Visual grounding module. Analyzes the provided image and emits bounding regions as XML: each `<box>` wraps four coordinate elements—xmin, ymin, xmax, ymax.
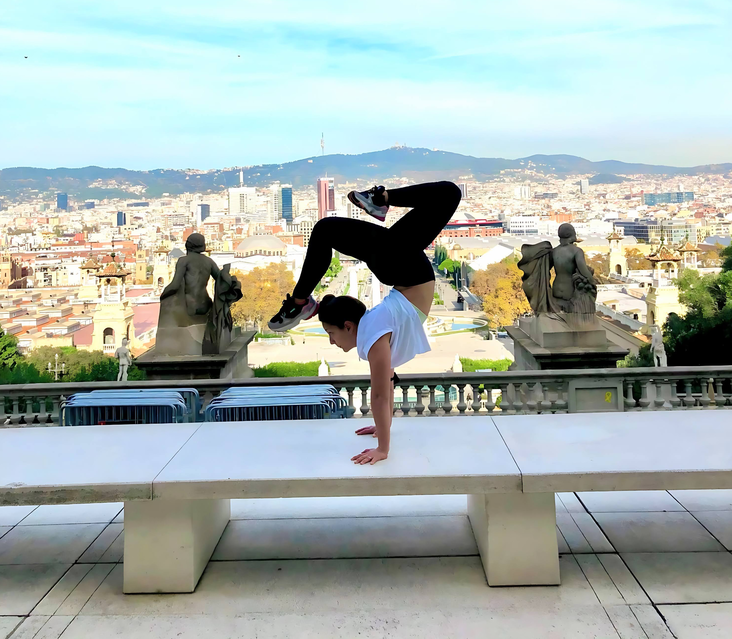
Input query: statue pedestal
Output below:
<box><xmin>136</xmin><ymin>330</ymin><xmax>256</xmax><ymax>381</ymax></box>
<box><xmin>507</xmin><ymin>314</ymin><xmax>628</xmax><ymax>371</ymax></box>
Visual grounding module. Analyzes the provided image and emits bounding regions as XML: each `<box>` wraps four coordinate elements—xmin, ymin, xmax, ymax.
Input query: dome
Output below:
<box><xmin>235</xmin><ymin>235</ymin><xmax>287</xmax><ymax>257</ymax></box>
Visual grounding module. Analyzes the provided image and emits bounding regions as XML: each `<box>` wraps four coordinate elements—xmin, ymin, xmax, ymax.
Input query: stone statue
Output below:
<box><xmin>517</xmin><ymin>223</ymin><xmax>597</xmax><ymax>316</ymax></box>
<box><xmin>156</xmin><ymin>233</ymin><xmax>242</xmax><ymax>356</ymax></box>
<box><xmin>651</xmin><ymin>327</ymin><xmax>667</xmax><ymax>367</ymax></box>
<box><xmin>115</xmin><ymin>338</ymin><xmax>132</xmax><ymax>381</ymax></box>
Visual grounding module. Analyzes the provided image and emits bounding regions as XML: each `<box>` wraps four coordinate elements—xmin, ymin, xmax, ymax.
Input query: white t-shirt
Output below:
<box><xmin>356</xmin><ymin>289</ymin><xmax>431</xmax><ymax>368</ymax></box>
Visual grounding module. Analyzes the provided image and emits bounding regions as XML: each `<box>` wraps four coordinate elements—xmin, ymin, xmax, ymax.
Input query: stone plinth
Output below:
<box><xmin>508</xmin><ymin>314</ymin><xmax>628</xmax><ymax>371</ymax></box>
<box><xmin>136</xmin><ymin>330</ymin><xmax>256</xmax><ymax>380</ymax></box>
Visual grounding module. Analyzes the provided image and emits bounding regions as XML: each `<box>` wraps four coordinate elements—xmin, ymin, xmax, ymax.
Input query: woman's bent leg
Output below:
<box><xmin>292</xmin><ymin>217</ymin><xmax>388</xmax><ymax>299</ymax></box>
<box><xmin>386</xmin><ymin>181</ymin><xmax>462</xmax><ymax>251</ymax></box>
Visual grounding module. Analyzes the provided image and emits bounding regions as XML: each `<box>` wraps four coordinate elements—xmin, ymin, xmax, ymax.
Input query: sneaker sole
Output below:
<box><xmin>267</xmin><ymin>302</ymin><xmax>319</xmax><ymax>332</ymax></box>
<box><xmin>348</xmin><ymin>192</ymin><xmax>387</xmax><ymax>222</ymax></box>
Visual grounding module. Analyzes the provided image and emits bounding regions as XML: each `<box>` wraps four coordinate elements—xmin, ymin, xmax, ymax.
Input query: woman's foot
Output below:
<box><xmin>268</xmin><ymin>294</ymin><xmax>319</xmax><ymax>331</ymax></box>
<box><xmin>348</xmin><ymin>186</ymin><xmax>389</xmax><ymax>222</ymax></box>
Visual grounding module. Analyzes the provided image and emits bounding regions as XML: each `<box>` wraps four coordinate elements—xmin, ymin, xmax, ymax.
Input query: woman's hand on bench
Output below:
<box><xmin>355</xmin><ymin>425</ymin><xmax>378</xmax><ymax>438</ymax></box>
<box><xmin>351</xmin><ymin>447</ymin><xmax>389</xmax><ymax>465</ymax></box>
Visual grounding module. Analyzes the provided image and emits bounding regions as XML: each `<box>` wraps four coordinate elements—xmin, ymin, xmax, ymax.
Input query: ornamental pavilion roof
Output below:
<box><xmin>648</xmin><ymin>245</ymin><xmax>682</xmax><ymax>262</ymax></box>
<box><xmin>678</xmin><ymin>241</ymin><xmax>700</xmax><ymax>253</ymax></box>
<box><xmin>80</xmin><ymin>257</ymin><xmax>101</xmax><ymax>270</ymax></box>
<box><xmin>99</xmin><ymin>261</ymin><xmax>131</xmax><ymax>278</ymax></box>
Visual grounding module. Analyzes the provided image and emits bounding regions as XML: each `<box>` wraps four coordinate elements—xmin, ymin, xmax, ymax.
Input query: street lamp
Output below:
<box><xmin>47</xmin><ymin>353</ymin><xmax>66</xmax><ymax>381</ymax></box>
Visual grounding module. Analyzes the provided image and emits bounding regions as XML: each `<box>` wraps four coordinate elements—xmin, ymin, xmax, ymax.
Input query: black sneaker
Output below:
<box><xmin>268</xmin><ymin>294</ymin><xmax>319</xmax><ymax>331</ymax></box>
<box><xmin>348</xmin><ymin>186</ymin><xmax>389</xmax><ymax>222</ymax></box>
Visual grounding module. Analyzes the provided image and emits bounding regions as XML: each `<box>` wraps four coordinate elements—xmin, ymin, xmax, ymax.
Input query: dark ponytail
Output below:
<box><xmin>317</xmin><ymin>294</ymin><xmax>367</xmax><ymax>328</ymax></box>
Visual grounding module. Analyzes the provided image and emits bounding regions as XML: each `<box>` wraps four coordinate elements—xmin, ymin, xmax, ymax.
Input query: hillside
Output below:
<box><xmin>1</xmin><ymin>147</ymin><xmax>730</xmax><ymax>201</ymax></box>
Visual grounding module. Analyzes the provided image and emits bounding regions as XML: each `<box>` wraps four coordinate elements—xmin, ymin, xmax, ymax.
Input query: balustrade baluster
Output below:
<box><xmin>400</xmin><ymin>384</ymin><xmax>411</xmax><ymax>416</ymax></box>
<box><xmin>456</xmin><ymin>384</ymin><xmax>467</xmax><ymax>414</ymax></box>
<box><xmin>414</xmin><ymin>386</ymin><xmax>426</xmax><ymax>415</ymax></box>
<box><xmin>486</xmin><ymin>385</ymin><xmax>498</xmax><ymax>413</ymax></box>
<box><xmin>682</xmin><ymin>379</ymin><xmax>695</xmax><ymax>408</ymax></box>
<box><xmin>359</xmin><ymin>386</ymin><xmax>370</xmax><ymax>417</ymax></box>
<box><xmin>623</xmin><ymin>380</ymin><xmax>636</xmax><ymax>410</ymax></box>
<box><xmin>723</xmin><ymin>377</ymin><xmax>732</xmax><ymax>408</ymax></box>
<box><xmin>471</xmin><ymin>384</ymin><xmax>484</xmax><ymax>414</ymax></box>
<box><xmin>525</xmin><ymin>383</ymin><xmax>539</xmax><ymax>413</ymax></box>
<box><xmin>714</xmin><ymin>378</ymin><xmax>726</xmax><ymax>408</ymax></box>
<box><xmin>441</xmin><ymin>385</ymin><xmax>453</xmax><ymax>415</ymax></box>
<box><xmin>344</xmin><ymin>386</ymin><xmax>356</xmax><ymax>417</ymax></box>
<box><xmin>512</xmin><ymin>383</ymin><xmax>524</xmax><ymax>413</ymax></box>
<box><xmin>427</xmin><ymin>385</ymin><xmax>438</xmax><ymax>415</ymax></box>
<box><xmin>668</xmin><ymin>381</ymin><xmax>682</xmax><ymax>410</ymax></box>
<box><xmin>653</xmin><ymin>380</ymin><xmax>666</xmax><ymax>410</ymax></box>
<box><xmin>638</xmin><ymin>381</ymin><xmax>652</xmax><ymax>410</ymax></box>
<box><xmin>498</xmin><ymin>384</ymin><xmax>512</xmax><ymax>414</ymax></box>
<box><xmin>11</xmin><ymin>397</ymin><xmax>21</xmax><ymax>425</ymax></box>
<box><xmin>0</xmin><ymin>396</ymin><xmax>7</xmax><ymax>427</ymax></box>
<box><xmin>553</xmin><ymin>382</ymin><xmax>569</xmax><ymax>413</ymax></box>
<box><xmin>699</xmin><ymin>379</ymin><xmax>712</xmax><ymax>409</ymax></box>
<box><xmin>540</xmin><ymin>383</ymin><xmax>553</xmax><ymax>413</ymax></box>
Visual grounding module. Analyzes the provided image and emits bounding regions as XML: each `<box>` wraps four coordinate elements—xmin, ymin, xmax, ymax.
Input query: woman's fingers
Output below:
<box><xmin>355</xmin><ymin>425</ymin><xmax>376</xmax><ymax>435</ymax></box>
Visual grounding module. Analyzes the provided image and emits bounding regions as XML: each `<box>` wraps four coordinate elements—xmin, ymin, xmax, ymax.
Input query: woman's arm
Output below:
<box><xmin>354</xmin><ymin>368</ymin><xmax>394</xmax><ymax>436</ymax></box>
<box><xmin>356</xmin><ymin>368</ymin><xmax>394</xmax><ymax>437</ymax></box>
<box><xmin>352</xmin><ymin>333</ymin><xmax>392</xmax><ymax>464</ymax></box>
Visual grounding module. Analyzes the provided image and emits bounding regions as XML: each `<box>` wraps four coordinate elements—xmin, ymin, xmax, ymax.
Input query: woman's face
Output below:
<box><xmin>322</xmin><ymin>321</ymin><xmax>357</xmax><ymax>352</ymax></box>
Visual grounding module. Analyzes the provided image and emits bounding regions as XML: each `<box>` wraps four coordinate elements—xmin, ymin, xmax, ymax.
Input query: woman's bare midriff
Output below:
<box><xmin>394</xmin><ymin>281</ymin><xmax>435</xmax><ymax>317</ymax></box>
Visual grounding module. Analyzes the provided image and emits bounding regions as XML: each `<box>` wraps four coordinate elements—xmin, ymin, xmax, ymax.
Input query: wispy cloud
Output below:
<box><xmin>1</xmin><ymin>0</ymin><xmax>730</xmax><ymax>168</ymax></box>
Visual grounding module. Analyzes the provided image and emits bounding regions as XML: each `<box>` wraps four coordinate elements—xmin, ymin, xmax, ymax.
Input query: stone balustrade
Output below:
<box><xmin>2</xmin><ymin>365</ymin><xmax>732</xmax><ymax>427</ymax></box>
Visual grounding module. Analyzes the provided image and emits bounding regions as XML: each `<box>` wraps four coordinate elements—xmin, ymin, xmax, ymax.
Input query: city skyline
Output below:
<box><xmin>2</xmin><ymin>1</ymin><xmax>731</xmax><ymax>170</ymax></box>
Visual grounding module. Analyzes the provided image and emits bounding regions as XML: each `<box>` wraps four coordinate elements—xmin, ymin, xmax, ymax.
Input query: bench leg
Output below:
<box><xmin>468</xmin><ymin>492</ymin><xmax>560</xmax><ymax>586</ymax></box>
<box><xmin>123</xmin><ymin>499</ymin><xmax>230</xmax><ymax>594</ymax></box>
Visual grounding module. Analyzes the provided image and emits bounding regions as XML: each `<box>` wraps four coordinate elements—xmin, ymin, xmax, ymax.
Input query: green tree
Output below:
<box><xmin>676</xmin><ymin>269</ymin><xmax>732</xmax><ymax>318</ymax></box>
<box><xmin>0</xmin><ymin>362</ymin><xmax>53</xmax><ymax>385</ymax></box>
<box><xmin>721</xmin><ymin>244</ymin><xmax>732</xmax><ymax>272</ymax></box>
<box><xmin>618</xmin><ymin>343</ymin><xmax>655</xmax><ymax>368</ymax></box>
<box><xmin>656</xmin><ymin>267</ymin><xmax>732</xmax><ymax>367</ymax></box>
<box><xmin>325</xmin><ymin>254</ymin><xmax>342</xmax><ymax>279</ymax></box>
<box><xmin>438</xmin><ymin>258</ymin><xmax>459</xmax><ymax>274</ymax></box>
<box><xmin>0</xmin><ymin>330</ymin><xmax>22</xmax><ymax>369</ymax></box>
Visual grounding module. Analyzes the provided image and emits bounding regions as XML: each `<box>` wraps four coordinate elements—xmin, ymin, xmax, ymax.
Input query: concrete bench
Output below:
<box><xmin>3</xmin><ymin>412</ymin><xmax>732</xmax><ymax>594</ymax></box>
<box><xmin>1</xmin><ymin>418</ymin><xmax>543</xmax><ymax>593</ymax></box>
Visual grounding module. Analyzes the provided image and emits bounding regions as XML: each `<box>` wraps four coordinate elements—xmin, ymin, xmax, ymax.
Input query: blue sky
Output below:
<box><xmin>1</xmin><ymin>0</ymin><xmax>730</xmax><ymax>169</ymax></box>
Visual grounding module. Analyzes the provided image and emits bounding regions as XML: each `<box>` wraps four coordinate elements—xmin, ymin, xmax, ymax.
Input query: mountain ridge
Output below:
<box><xmin>1</xmin><ymin>147</ymin><xmax>730</xmax><ymax>200</ymax></box>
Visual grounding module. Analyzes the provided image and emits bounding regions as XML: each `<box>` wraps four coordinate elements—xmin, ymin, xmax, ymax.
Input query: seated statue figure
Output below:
<box><xmin>156</xmin><ymin>233</ymin><xmax>242</xmax><ymax>356</ymax></box>
<box><xmin>517</xmin><ymin>223</ymin><xmax>597</xmax><ymax>316</ymax></box>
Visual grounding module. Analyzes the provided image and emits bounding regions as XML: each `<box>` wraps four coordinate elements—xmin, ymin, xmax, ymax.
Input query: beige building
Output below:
<box><xmin>89</xmin><ymin>261</ymin><xmax>136</xmax><ymax>354</ymax></box>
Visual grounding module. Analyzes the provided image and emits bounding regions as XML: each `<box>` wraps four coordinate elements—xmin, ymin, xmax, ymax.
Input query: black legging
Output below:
<box><xmin>293</xmin><ymin>181</ymin><xmax>462</xmax><ymax>298</ymax></box>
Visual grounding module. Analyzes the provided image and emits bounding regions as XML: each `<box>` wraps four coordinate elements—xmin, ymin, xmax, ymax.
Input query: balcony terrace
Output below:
<box><xmin>2</xmin><ymin>368</ymin><xmax>732</xmax><ymax>638</ymax></box>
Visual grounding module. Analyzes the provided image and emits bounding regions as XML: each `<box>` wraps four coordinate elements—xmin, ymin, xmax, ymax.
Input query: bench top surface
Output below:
<box><xmin>492</xmin><ymin>412</ymin><xmax>732</xmax><ymax>492</ymax></box>
<box><xmin>152</xmin><ymin>417</ymin><xmax>521</xmax><ymax>499</ymax></box>
<box><xmin>0</xmin><ymin>424</ymin><xmax>200</xmax><ymax>505</ymax></box>
<box><xmin>6</xmin><ymin>410</ymin><xmax>732</xmax><ymax>505</ymax></box>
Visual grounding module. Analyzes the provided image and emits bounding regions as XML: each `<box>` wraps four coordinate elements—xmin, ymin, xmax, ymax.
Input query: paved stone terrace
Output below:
<box><xmin>2</xmin><ymin>491</ymin><xmax>732</xmax><ymax>638</ymax></box>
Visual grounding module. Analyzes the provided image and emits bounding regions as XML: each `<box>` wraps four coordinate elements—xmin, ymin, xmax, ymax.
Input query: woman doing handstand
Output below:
<box><xmin>268</xmin><ymin>181</ymin><xmax>462</xmax><ymax>464</ymax></box>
